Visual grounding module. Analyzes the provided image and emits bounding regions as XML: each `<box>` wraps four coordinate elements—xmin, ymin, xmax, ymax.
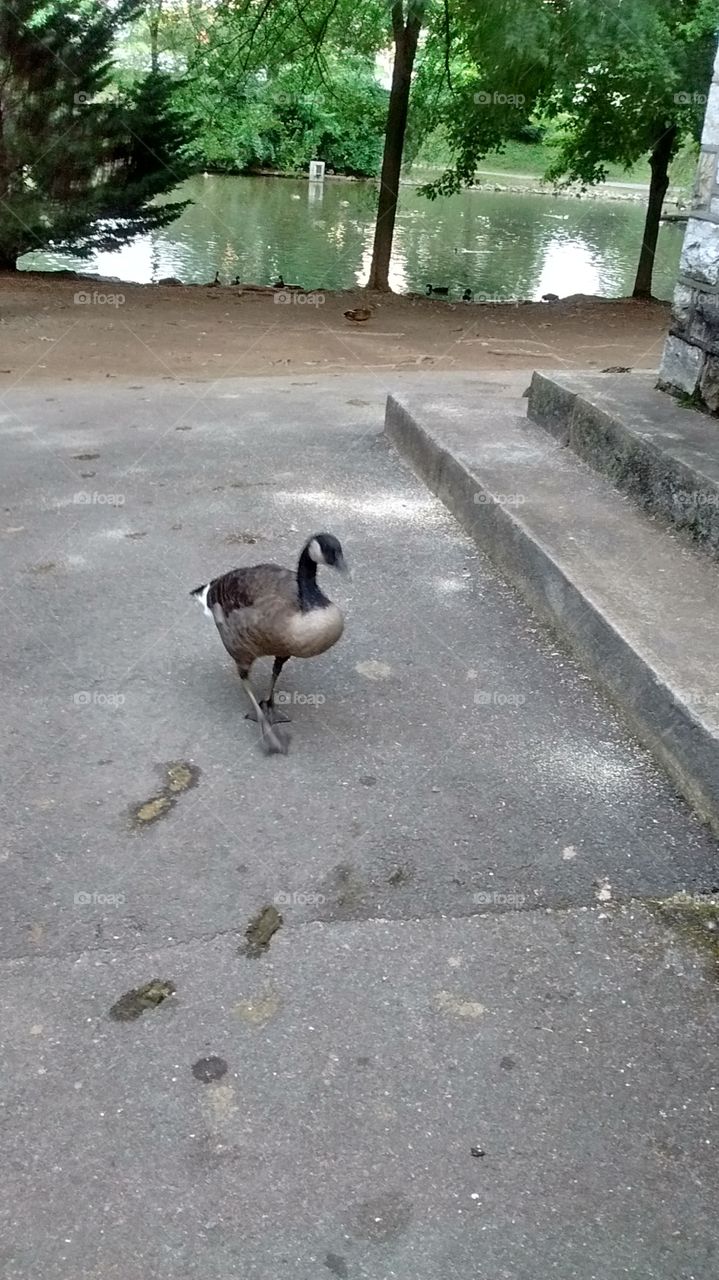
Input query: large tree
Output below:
<box><xmin>544</xmin><ymin>0</ymin><xmax>718</xmax><ymax>298</ymax></box>
<box><xmin>419</xmin><ymin>0</ymin><xmax>719</xmax><ymax>300</ymax></box>
<box><xmin>366</xmin><ymin>1</ymin><xmax>425</xmax><ymax>290</ymax></box>
<box><xmin>0</xmin><ymin>0</ymin><xmax>191</xmax><ymax>269</ymax></box>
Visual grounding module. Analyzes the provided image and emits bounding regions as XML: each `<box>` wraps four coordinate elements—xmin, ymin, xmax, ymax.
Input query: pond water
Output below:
<box><xmin>22</xmin><ymin>173</ymin><xmax>685</xmax><ymax>301</ymax></box>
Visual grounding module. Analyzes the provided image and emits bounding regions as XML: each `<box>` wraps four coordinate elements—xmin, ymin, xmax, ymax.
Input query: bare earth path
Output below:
<box><xmin>0</xmin><ymin>272</ymin><xmax>669</xmax><ymax>386</ymax></box>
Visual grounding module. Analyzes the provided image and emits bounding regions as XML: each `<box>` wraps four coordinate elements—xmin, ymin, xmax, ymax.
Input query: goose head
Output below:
<box><xmin>304</xmin><ymin>532</ymin><xmax>349</xmax><ymax>575</ymax></box>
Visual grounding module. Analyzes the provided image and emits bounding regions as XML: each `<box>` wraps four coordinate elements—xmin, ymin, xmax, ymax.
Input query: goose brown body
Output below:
<box><xmin>205</xmin><ymin>563</ymin><xmax>344</xmax><ymax>668</ymax></box>
<box><xmin>192</xmin><ymin>532</ymin><xmax>347</xmax><ymax>754</ymax></box>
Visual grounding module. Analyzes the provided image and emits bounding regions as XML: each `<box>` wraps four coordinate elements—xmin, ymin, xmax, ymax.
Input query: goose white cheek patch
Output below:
<box><xmin>197</xmin><ymin>584</ymin><xmax>212</xmax><ymax>617</ymax></box>
<box><xmin>307</xmin><ymin>538</ymin><xmax>323</xmax><ymax>563</ymax></box>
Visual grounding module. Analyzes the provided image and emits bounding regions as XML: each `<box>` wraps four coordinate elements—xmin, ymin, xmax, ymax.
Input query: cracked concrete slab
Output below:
<box><xmin>1</xmin><ymin>905</ymin><xmax>717</xmax><ymax>1280</ymax></box>
<box><xmin>1</xmin><ymin>375</ymin><xmax>717</xmax><ymax>1279</ymax></box>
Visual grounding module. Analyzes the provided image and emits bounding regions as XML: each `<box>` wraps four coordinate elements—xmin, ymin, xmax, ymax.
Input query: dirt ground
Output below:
<box><xmin>0</xmin><ymin>271</ymin><xmax>671</xmax><ymax>385</ymax></box>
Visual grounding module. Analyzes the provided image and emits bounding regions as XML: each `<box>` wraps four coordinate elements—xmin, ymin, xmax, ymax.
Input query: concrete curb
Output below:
<box><xmin>527</xmin><ymin>370</ymin><xmax>719</xmax><ymax>556</ymax></box>
<box><xmin>385</xmin><ymin>393</ymin><xmax>719</xmax><ymax>837</ymax></box>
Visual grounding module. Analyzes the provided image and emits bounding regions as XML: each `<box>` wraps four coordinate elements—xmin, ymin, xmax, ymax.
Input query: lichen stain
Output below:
<box><xmin>131</xmin><ymin>761</ymin><xmax>200</xmax><ymax>828</ymax></box>
<box><xmin>651</xmin><ymin>892</ymin><xmax>719</xmax><ymax>976</ymax></box>
<box><xmin>355</xmin><ymin>659</ymin><xmax>392</xmax><ymax>681</ymax></box>
<box><xmin>240</xmin><ymin>906</ymin><xmax>282</xmax><ymax>958</ymax></box>
<box><xmin>109</xmin><ymin>978</ymin><xmax>175</xmax><ymax>1021</ymax></box>
<box><xmin>432</xmin><ymin>990</ymin><xmax>487</xmax><ymax>1019</ymax></box>
<box><xmin>166</xmin><ymin>761</ymin><xmax>199</xmax><ymax>794</ymax></box>
<box><xmin>202</xmin><ymin>1083</ymin><xmax>239</xmax><ymax>1136</ymax></box>
<box><xmin>134</xmin><ymin>794</ymin><xmax>172</xmax><ymax>826</ymax></box>
<box><xmin>233</xmin><ymin>987</ymin><xmax>281</xmax><ymax>1026</ymax></box>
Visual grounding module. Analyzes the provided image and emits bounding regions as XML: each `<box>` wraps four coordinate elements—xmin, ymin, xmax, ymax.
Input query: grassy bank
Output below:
<box><xmin>409</xmin><ymin>130</ymin><xmax>697</xmax><ymax>191</ymax></box>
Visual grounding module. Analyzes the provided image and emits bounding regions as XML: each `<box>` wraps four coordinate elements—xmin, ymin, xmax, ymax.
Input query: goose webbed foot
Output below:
<box><xmin>259</xmin><ymin>717</ymin><xmax>291</xmax><ymax>756</ymax></box>
<box><xmin>239</xmin><ymin>674</ymin><xmax>291</xmax><ymax>755</ymax></box>
<box><xmin>244</xmin><ymin>700</ymin><xmax>292</xmax><ymax>725</ymax></box>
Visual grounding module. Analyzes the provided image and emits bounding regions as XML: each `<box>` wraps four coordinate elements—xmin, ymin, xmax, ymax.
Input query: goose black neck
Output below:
<box><xmin>297</xmin><ymin>545</ymin><xmax>329</xmax><ymax>612</ymax></box>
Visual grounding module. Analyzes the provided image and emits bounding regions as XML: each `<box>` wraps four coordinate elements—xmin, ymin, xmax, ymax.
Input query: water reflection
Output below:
<box><xmin>22</xmin><ymin>173</ymin><xmax>684</xmax><ymax>301</ymax></box>
<box><xmin>536</xmin><ymin>237</ymin><xmax>603</xmax><ymax>297</ymax></box>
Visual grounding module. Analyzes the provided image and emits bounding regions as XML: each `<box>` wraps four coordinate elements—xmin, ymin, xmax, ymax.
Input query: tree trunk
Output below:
<box><xmin>366</xmin><ymin>2</ymin><xmax>424</xmax><ymax>291</ymax></box>
<box><xmin>633</xmin><ymin>123</ymin><xmax>677</xmax><ymax>300</ymax></box>
<box><xmin>148</xmin><ymin>0</ymin><xmax>164</xmax><ymax>73</ymax></box>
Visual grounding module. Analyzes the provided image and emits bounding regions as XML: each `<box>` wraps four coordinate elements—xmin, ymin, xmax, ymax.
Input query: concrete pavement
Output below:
<box><xmin>0</xmin><ymin>373</ymin><xmax>716</xmax><ymax>1278</ymax></box>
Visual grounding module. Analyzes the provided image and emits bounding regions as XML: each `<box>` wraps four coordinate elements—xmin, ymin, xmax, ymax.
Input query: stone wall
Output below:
<box><xmin>659</xmin><ymin>41</ymin><xmax>719</xmax><ymax>414</ymax></box>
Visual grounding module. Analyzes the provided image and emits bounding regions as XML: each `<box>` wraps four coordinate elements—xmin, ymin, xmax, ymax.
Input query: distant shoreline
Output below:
<box><xmin>202</xmin><ymin>166</ymin><xmax>689</xmax><ymax>207</ymax></box>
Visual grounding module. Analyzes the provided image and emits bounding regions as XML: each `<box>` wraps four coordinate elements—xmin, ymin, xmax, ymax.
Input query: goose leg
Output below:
<box><xmin>238</xmin><ymin>668</ymin><xmax>289</xmax><ymax>755</ymax></box>
<box><xmin>264</xmin><ymin>657</ymin><xmax>292</xmax><ymax>724</ymax></box>
<box><xmin>243</xmin><ymin>658</ymin><xmax>291</xmax><ymax>725</ymax></box>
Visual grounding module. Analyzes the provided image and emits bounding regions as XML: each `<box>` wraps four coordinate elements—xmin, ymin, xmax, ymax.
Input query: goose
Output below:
<box><xmin>344</xmin><ymin>307</ymin><xmax>372</xmax><ymax>323</ymax></box>
<box><xmin>426</xmin><ymin>284</ymin><xmax>449</xmax><ymax>296</ymax></box>
<box><xmin>462</xmin><ymin>287</ymin><xmax>473</xmax><ymax>302</ymax></box>
<box><xmin>191</xmin><ymin>533</ymin><xmax>348</xmax><ymax>754</ymax></box>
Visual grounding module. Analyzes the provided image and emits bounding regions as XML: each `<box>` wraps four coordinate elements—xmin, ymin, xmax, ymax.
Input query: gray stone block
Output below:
<box><xmin>680</xmin><ymin>217</ymin><xmax>719</xmax><ymax>286</ymax></box>
<box><xmin>527</xmin><ymin>369</ymin><xmax>719</xmax><ymax>553</ymax></box>
<box><xmin>700</xmin><ymin>352</ymin><xmax>719</xmax><ymax>412</ymax></box>
<box><xmin>693</xmin><ymin>149</ymin><xmax>716</xmax><ymax>208</ymax></box>
<box><xmin>695</xmin><ymin>290</ymin><xmax>719</xmax><ymax>326</ymax></box>
<box><xmin>659</xmin><ymin>334</ymin><xmax>703</xmax><ymax>393</ymax></box>
<box><xmin>701</xmin><ymin>81</ymin><xmax>719</xmax><ymax>144</ymax></box>
<box><xmin>690</xmin><ymin>292</ymin><xmax>719</xmax><ymax>354</ymax></box>
<box><xmin>671</xmin><ymin>283</ymin><xmax>695</xmax><ymax>333</ymax></box>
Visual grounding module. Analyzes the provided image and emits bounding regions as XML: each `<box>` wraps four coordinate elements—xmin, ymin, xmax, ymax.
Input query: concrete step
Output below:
<box><xmin>385</xmin><ymin>388</ymin><xmax>719</xmax><ymax>835</ymax></box>
<box><xmin>526</xmin><ymin>370</ymin><xmax>719</xmax><ymax>556</ymax></box>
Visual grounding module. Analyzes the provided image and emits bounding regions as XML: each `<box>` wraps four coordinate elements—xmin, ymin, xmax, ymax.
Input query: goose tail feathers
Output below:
<box><xmin>191</xmin><ymin>583</ymin><xmax>212</xmax><ymax>617</ymax></box>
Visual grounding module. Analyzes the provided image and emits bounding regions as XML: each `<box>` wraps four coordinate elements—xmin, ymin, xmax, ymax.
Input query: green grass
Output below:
<box><xmin>409</xmin><ymin>128</ymin><xmax>697</xmax><ymax>192</ymax></box>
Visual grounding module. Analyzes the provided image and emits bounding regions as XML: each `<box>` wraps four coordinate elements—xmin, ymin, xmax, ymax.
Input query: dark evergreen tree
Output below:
<box><xmin>0</xmin><ymin>0</ymin><xmax>191</xmax><ymax>268</ymax></box>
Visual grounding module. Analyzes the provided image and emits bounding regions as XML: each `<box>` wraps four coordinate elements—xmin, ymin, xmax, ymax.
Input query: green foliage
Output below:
<box><xmin>0</xmin><ymin>0</ymin><xmax>192</xmax><ymax>267</ymax></box>
<box><xmin>543</xmin><ymin>0</ymin><xmax>719</xmax><ymax>187</ymax></box>
<box><xmin>176</xmin><ymin>57</ymin><xmax>388</xmax><ymax>176</ymax></box>
<box><xmin>416</xmin><ymin>0</ymin><xmax>719</xmax><ymax>197</ymax></box>
<box><xmin>412</xmin><ymin>0</ymin><xmax>560</xmax><ymax>197</ymax></box>
<box><xmin>163</xmin><ymin>0</ymin><xmax>392</xmax><ymax>178</ymax></box>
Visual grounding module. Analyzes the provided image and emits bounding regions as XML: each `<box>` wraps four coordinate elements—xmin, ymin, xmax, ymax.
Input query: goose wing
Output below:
<box><xmin>206</xmin><ymin>564</ymin><xmax>299</xmax><ymax>664</ymax></box>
